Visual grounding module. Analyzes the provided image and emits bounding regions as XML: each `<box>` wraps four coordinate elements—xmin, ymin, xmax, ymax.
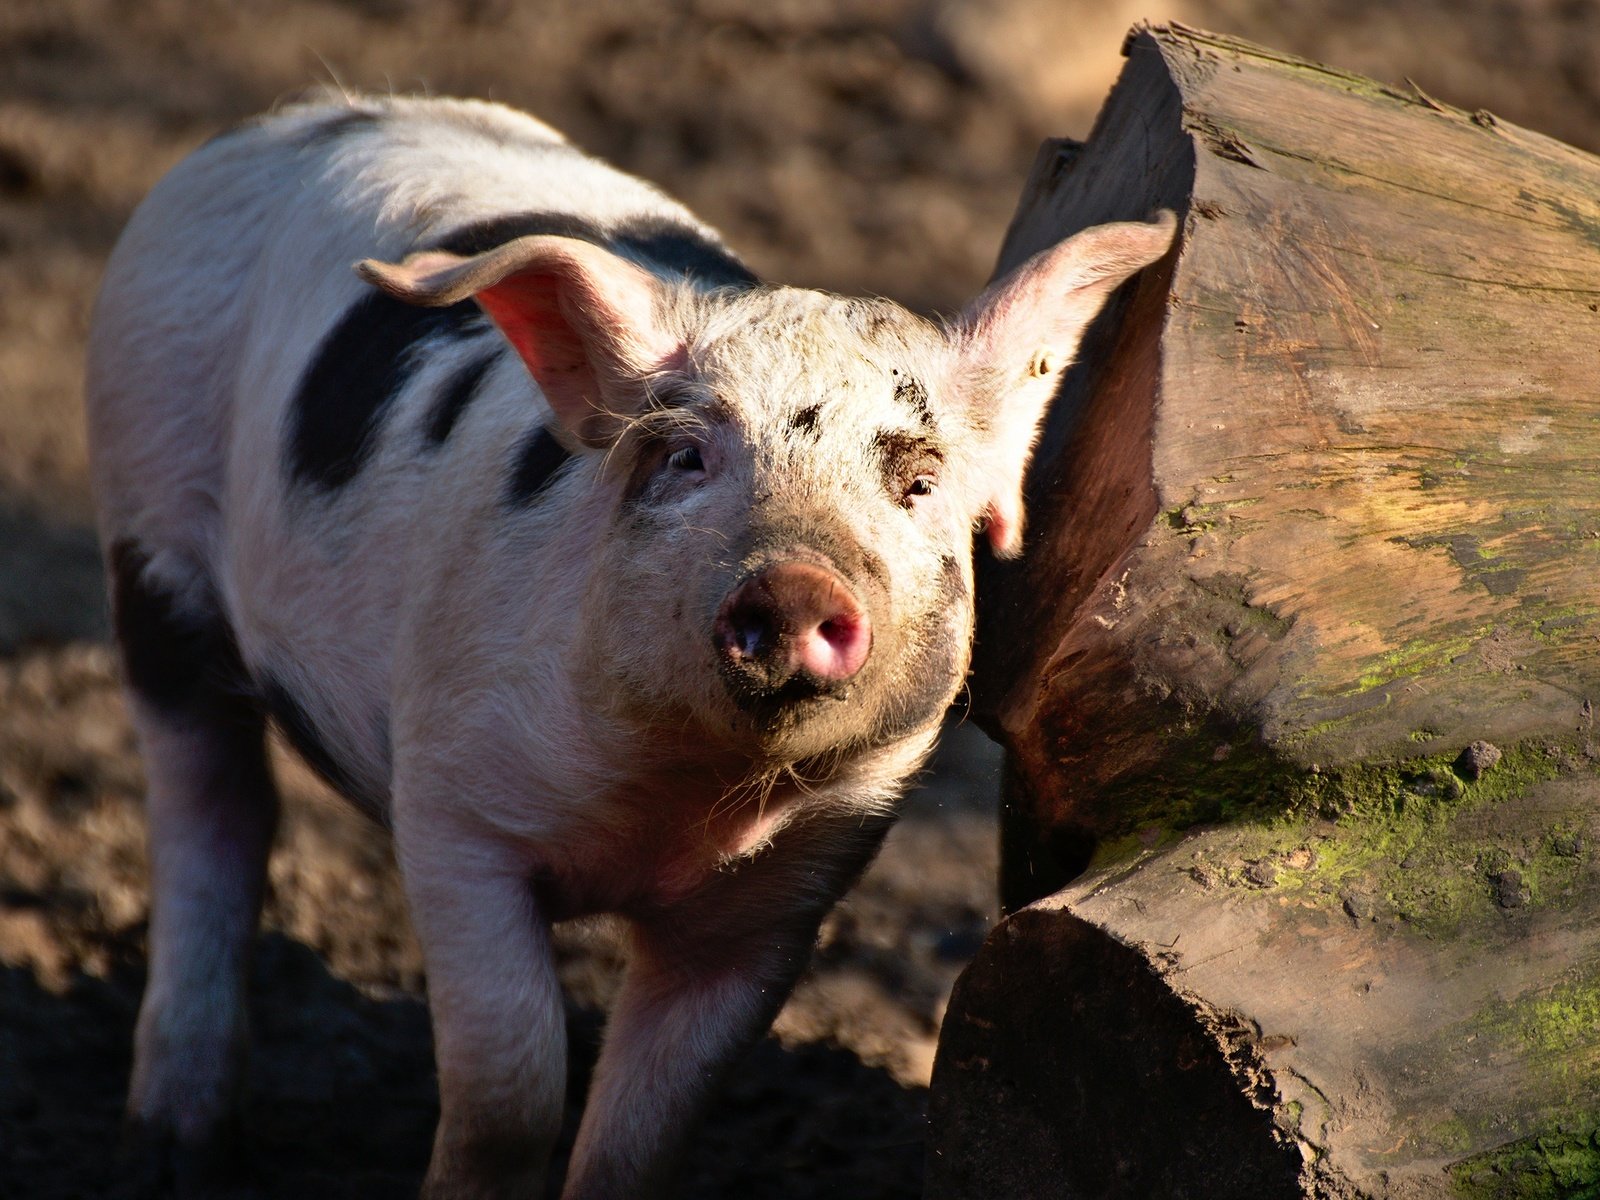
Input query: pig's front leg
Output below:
<box><xmin>396</xmin><ymin>821</ymin><xmax>568</xmax><ymax>1200</ymax></box>
<box><xmin>561</xmin><ymin>804</ymin><xmax>895</xmax><ymax>1200</ymax></box>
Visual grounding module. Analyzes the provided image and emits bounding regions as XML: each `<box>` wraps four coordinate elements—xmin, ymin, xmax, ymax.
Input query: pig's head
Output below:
<box><xmin>361</xmin><ymin>213</ymin><xmax>1174</xmax><ymax>768</ymax></box>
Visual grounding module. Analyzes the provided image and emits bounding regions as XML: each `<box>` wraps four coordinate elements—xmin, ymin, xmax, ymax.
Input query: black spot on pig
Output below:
<box><xmin>433</xmin><ymin>211</ymin><xmax>605</xmax><ymax>256</ymax></box>
<box><xmin>788</xmin><ymin>404</ymin><xmax>822</xmax><ymax>438</ymax></box>
<box><xmin>872</xmin><ymin>428</ymin><xmax>939</xmax><ymax>464</ymax></box>
<box><xmin>892</xmin><ymin>374</ymin><xmax>936</xmax><ymax>430</ymax></box>
<box><xmin>432</xmin><ymin>211</ymin><xmax>758</xmax><ymax>289</ymax></box>
<box><xmin>289</xmin><ymin>293</ymin><xmax>491</xmax><ymax>490</ymax></box>
<box><xmin>424</xmin><ymin>351</ymin><xmax>500</xmax><ymax>447</ymax></box>
<box><xmin>848</xmin><ymin>299</ymin><xmax>902</xmax><ymax>339</ymax></box>
<box><xmin>622</xmin><ymin>217</ymin><xmax>760</xmax><ymax>288</ymax></box>
<box><xmin>505</xmin><ymin>426</ymin><xmax>573</xmax><ymax>507</ymax></box>
<box><xmin>109</xmin><ymin>539</ymin><xmax>248</xmax><ymax>714</ymax></box>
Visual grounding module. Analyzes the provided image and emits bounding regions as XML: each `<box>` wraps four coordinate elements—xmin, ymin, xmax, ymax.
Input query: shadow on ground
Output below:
<box><xmin>0</xmin><ymin>929</ymin><xmax>926</xmax><ymax>1199</ymax></box>
<box><xmin>0</xmin><ymin>502</ymin><xmax>104</xmax><ymax>653</ymax></box>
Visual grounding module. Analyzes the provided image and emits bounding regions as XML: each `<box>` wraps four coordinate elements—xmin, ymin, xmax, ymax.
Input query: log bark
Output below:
<box><xmin>929</xmin><ymin>23</ymin><xmax>1600</xmax><ymax>1200</ymax></box>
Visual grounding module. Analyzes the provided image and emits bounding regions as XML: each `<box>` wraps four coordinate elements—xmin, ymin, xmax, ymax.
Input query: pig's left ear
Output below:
<box><xmin>950</xmin><ymin>211</ymin><xmax>1177</xmax><ymax>557</ymax></box>
<box><xmin>358</xmin><ymin>235</ymin><xmax>683</xmax><ymax>449</ymax></box>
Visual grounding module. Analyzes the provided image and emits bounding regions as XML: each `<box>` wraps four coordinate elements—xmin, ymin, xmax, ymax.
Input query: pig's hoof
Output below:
<box><xmin>114</xmin><ymin>1114</ymin><xmax>251</xmax><ymax>1199</ymax></box>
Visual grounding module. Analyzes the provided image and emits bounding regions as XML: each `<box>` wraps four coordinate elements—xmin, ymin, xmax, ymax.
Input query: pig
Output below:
<box><xmin>85</xmin><ymin>92</ymin><xmax>1174</xmax><ymax>1198</ymax></box>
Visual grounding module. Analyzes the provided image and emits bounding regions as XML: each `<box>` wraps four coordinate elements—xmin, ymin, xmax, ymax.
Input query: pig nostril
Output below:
<box><xmin>817</xmin><ymin>615</ymin><xmax>857</xmax><ymax>648</ymax></box>
<box><xmin>716</xmin><ymin>599</ymin><xmax>774</xmax><ymax>662</ymax></box>
<box><xmin>803</xmin><ymin>609</ymin><xmax>869</xmax><ymax>681</ymax></box>
<box><xmin>734</xmin><ymin>613</ymin><xmax>771</xmax><ymax>659</ymax></box>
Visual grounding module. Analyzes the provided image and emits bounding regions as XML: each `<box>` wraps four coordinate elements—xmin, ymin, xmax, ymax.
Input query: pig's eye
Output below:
<box><xmin>875</xmin><ymin>430</ymin><xmax>944</xmax><ymax>509</ymax></box>
<box><xmin>902</xmin><ymin>473</ymin><xmax>934</xmax><ymax>512</ymax></box>
<box><xmin>667</xmin><ymin>446</ymin><xmax>705</xmax><ymax>473</ymax></box>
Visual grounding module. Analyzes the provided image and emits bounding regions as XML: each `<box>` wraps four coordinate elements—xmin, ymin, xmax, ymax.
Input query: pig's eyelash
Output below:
<box><xmin>597</xmin><ymin>400</ymin><xmax>714</xmax><ymax>479</ymax></box>
<box><xmin>666</xmin><ymin>446</ymin><xmax>704</xmax><ymax>472</ymax></box>
<box><xmin>619</xmin><ymin>408</ymin><xmax>704</xmax><ymax>440</ymax></box>
<box><xmin>639</xmin><ymin>372</ymin><xmax>717</xmax><ymax>417</ymax></box>
<box><xmin>619</xmin><ymin>400</ymin><xmax>716</xmax><ymax>447</ymax></box>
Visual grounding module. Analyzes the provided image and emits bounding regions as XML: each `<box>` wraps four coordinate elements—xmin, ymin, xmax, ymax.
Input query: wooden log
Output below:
<box><xmin>929</xmin><ymin>22</ymin><xmax>1600</xmax><ymax>1200</ymax></box>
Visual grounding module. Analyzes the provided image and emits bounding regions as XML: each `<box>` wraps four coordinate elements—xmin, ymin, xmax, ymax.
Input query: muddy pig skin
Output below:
<box><xmin>85</xmin><ymin>94</ymin><xmax>1174</xmax><ymax>1199</ymax></box>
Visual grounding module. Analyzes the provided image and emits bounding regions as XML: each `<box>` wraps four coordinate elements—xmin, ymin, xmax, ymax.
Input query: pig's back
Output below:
<box><xmin>86</xmin><ymin>95</ymin><xmax>751</xmax><ymax>815</ymax></box>
<box><xmin>89</xmin><ymin>92</ymin><xmax>719</xmax><ymax>540</ymax></box>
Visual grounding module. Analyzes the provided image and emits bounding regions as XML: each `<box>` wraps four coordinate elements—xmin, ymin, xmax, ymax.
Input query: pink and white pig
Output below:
<box><xmin>86</xmin><ymin>94</ymin><xmax>1174</xmax><ymax>1199</ymax></box>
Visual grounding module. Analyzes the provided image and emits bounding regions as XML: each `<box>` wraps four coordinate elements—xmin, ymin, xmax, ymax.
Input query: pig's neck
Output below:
<box><xmin>525</xmin><ymin>690</ymin><xmax>938</xmax><ymax>922</ymax></box>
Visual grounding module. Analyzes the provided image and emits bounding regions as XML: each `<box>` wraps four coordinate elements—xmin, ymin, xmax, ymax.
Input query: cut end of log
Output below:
<box><xmin>925</xmin><ymin>903</ymin><xmax>1308</xmax><ymax>1200</ymax></box>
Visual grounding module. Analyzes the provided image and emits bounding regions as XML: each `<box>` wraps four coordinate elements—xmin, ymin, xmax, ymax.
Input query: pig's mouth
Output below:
<box><xmin>719</xmin><ymin>658</ymin><xmax>857</xmax><ymax>716</ymax></box>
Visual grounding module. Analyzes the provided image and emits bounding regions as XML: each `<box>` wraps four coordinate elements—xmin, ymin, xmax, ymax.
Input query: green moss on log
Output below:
<box><xmin>1090</xmin><ymin>725</ymin><xmax>1594</xmax><ymax>936</ymax></box>
<box><xmin>1450</xmin><ymin>1122</ymin><xmax>1600</xmax><ymax>1200</ymax></box>
<box><xmin>1460</xmin><ymin>964</ymin><xmax>1600</xmax><ymax>1098</ymax></box>
<box><xmin>1400</xmin><ymin>962</ymin><xmax>1600</xmax><ymax>1163</ymax></box>
<box><xmin>1342</xmin><ymin>631</ymin><xmax>1486</xmax><ymax>696</ymax></box>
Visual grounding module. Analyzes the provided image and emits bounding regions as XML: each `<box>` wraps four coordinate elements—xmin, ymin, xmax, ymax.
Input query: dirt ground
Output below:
<box><xmin>3</xmin><ymin>1</ymin><xmax>1598</xmax><ymax>1196</ymax></box>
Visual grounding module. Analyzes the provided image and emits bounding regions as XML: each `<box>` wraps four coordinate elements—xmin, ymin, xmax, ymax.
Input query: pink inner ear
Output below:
<box><xmin>983</xmin><ymin>496</ymin><xmax>1023</xmax><ymax>558</ymax></box>
<box><xmin>473</xmin><ymin>249</ymin><xmax>683</xmax><ymax>441</ymax></box>
<box><xmin>476</xmin><ymin>274</ymin><xmax>591</xmax><ymax>398</ymax></box>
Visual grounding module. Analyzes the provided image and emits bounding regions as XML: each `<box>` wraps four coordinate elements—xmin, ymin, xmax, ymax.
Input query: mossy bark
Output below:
<box><xmin>930</xmin><ymin>22</ymin><xmax>1600</xmax><ymax>1200</ymax></box>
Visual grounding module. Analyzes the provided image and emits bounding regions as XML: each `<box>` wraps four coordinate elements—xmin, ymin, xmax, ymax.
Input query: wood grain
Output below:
<box><xmin>938</xmin><ymin>23</ymin><xmax>1600</xmax><ymax>1198</ymax></box>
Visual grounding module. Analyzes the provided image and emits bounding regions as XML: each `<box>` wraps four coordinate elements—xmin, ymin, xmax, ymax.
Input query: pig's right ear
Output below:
<box><xmin>357</xmin><ymin>236</ymin><xmax>683</xmax><ymax>449</ymax></box>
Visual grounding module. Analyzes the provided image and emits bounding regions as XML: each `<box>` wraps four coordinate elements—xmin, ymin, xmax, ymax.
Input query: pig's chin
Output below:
<box><xmin>710</xmin><ymin>663</ymin><xmax>942</xmax><ymax>769</ymax></box>
<box><xmin>575</xmin><ymin>656</ymin><xmax>861</xmax><ymax>769</ymax></box>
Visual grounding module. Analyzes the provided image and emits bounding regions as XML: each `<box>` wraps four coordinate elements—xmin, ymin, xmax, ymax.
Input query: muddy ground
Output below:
<box><xmin>3</xmin><ymin>1</ymin><xmax>1598</xmax><ymax>1196</ymax></box>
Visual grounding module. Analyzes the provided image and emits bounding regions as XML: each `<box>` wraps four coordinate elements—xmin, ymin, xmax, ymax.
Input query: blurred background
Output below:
<box><xmin>2</xmin><ymin>0</ymin><xmax>1597</xmax><ymax>1195</ymax></box>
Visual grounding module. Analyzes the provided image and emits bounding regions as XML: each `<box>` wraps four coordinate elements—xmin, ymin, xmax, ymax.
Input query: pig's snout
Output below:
<box><xmin>714</xmin><ymin>562</ymin><xmax>871</xmax><ymax>700</ymax></box>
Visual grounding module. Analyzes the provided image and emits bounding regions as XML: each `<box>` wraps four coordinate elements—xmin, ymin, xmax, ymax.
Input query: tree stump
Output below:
<box><xmin>929</xmin><ymin>23</ymin><xmax>1600</xmax><ymax>1200</ymax></box>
